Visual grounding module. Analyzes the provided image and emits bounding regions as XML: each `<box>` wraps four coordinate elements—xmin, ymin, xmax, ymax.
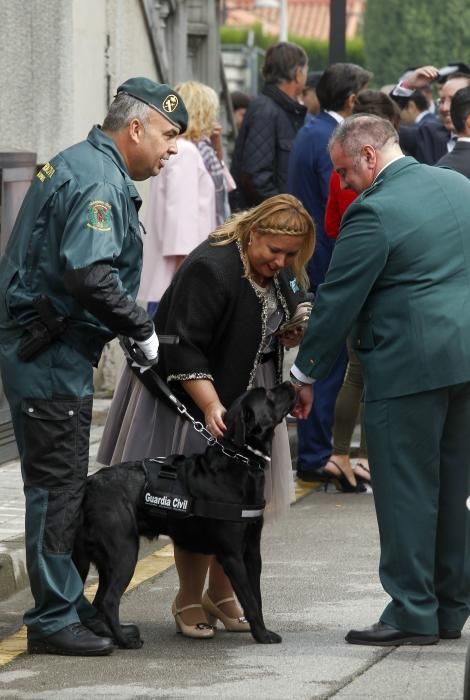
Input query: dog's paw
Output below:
<box><xmin>119</xmin><ymin>636</ymin><xmax>144</xmax><ymax>650</ymax></box>
<box><xmin>255</xmin><ymin>629</ymin><xmax>282</xmax><ymax>644</ymax></box>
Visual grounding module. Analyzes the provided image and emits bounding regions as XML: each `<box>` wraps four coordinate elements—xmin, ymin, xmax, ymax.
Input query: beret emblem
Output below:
<box><xmin>163</xmin><ymin>94</ymin><xmax>179</xmax><ymax>113</ymax></box>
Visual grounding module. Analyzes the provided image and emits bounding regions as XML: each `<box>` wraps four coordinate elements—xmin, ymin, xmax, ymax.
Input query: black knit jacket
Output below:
<box><xmin>230</xmin><ymin>83</ymin><xmax>306</xmax><ymax>210</ymax></box>
<box><xmin>152</xmin><ymin>239</ymin><xmax>307</xmax><ymax>420</ymax></box>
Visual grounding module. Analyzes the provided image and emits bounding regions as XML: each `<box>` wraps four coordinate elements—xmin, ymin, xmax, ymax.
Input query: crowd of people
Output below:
<box><xmin>0</xmin><ymin>38</ymin><xmax>470</xmax><ymax>657</ymax></box>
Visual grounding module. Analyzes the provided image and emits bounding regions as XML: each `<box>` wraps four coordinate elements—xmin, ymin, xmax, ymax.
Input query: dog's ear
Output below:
<box><xmin>230</xmin><ymin>403</ymin><xmax>259</xmax><ymax>447</ymax></box>
<box><xmin>224</xmin><ymin>387</ymin><xmax>266</xmax><ymax>446</ymax></box>
<box><xmin>225</xmin><ymin>405</ymin><xmax>246</xmax><ymax>447</ymax></box>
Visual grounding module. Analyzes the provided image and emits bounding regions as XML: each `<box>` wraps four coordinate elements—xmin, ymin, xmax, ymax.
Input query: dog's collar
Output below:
<box><xmin>216</xmin><ymin>439</ymin><xmax>270</xmax><ymax>470</ymax></box>
<box><xmin>244</xmin><ymin>444</ymin><xmax>271</xmax><ymax>463</ymax></box>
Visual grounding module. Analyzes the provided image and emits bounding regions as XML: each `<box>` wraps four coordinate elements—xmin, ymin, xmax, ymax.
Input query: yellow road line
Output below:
<box><xmin>0</xmin><ymin>480</ymin><xmax>319</xmax><ymax>666</ymax></box>
<box><xmin>294</xmin><ymin>478</ymin><xmax>320</xmax><ymax>501</ymax></box>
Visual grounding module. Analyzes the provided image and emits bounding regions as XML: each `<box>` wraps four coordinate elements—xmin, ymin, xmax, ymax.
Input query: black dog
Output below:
<box><xmin>73</xmin><ymin>382</ymin><xmax>296</xmax><ymax>649</ymax></box>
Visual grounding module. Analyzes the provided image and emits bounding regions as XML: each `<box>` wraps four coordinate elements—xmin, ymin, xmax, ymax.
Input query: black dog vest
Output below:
<box><xmin>142</xmin><ymin>458</ymin><xmax>192</xmax><ymax>518</ymax></box>
<box><xmin>141</xmin><ymin>458</ymin><xmax>265</xmax><ymax>522</ymax></box>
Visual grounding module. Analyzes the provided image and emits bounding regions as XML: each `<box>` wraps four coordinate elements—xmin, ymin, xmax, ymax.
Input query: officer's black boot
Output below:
<box><xmin>27</xmin><ymin>623</ymin><xmax>114</xmax><ymax>656</ymax></box>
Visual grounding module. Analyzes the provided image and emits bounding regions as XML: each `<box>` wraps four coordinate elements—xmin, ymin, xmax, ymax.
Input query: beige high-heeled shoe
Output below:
<box><xmin>202</xmin><ymin>591</ymin><xmax>250</xmax><ymax>632</ymax></box>
<box><xmin>171</xmin><ymin>600</ymin><xmax>215</xmax><ymax>639</ymax></box>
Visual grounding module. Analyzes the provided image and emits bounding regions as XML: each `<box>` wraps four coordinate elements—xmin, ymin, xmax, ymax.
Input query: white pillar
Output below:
<box><xmin>279</xmin><ymin>0</ymin><xmax>288</xmax><ymax>42</ymax></box>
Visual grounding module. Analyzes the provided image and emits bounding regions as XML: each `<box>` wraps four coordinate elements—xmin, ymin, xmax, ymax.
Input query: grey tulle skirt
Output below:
<box><xmin>97</xmin><ymin>359</ymin><xmax>295</xmax><ymax>520</ymax></box>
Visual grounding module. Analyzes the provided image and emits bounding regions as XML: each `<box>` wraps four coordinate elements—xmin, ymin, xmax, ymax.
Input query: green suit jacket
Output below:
<box><xmin>295</xmin><ymin>156</ymin><xmax>470</xmax><ymax>401</ymax></box>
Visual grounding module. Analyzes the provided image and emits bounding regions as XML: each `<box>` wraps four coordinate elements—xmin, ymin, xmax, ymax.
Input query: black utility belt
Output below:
<box><xmin>141</xmin><ymin>458</ymin><xmax>265</xmax><ymax>522</ymax></box>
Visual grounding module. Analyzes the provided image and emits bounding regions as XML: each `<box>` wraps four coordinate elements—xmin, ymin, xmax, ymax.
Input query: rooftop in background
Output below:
<box><xmin>222</xmin><ymin>0</ymin><xmax>365</xmax><ymax>41</ymax></box>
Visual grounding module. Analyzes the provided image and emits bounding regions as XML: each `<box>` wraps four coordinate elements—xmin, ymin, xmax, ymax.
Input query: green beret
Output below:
<box><xmin>117</xmin><ymin>77</ymin><xmax>188</xmax><ymax>134</ymax></box>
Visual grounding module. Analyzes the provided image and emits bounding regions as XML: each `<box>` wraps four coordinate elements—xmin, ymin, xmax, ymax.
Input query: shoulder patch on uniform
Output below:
<box><xmin>36</xmin><ymin>162</ymin><xmax>55</xmax><ymax>183</ymax></box>
<box><xmin>87</xmin><ymin>200</ymin><xmax>112</xmax><ymax>232</ymax></box>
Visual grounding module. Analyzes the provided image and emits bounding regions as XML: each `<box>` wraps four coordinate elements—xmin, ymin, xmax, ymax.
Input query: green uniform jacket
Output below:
<box><xmin>295</xmin><ymin>156</ymin><xmax>470</xmax><ymax>401</ymax></box>
<box><xmin>0</xmin><ymin>126</ymin><xmax>149</xmax><ymax>364</ymax></box>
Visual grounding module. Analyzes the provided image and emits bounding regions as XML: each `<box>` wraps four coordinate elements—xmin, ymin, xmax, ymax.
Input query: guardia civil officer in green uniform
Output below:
<box><xmin>0</xmin><ymin>78</ymin><xmax>188</xmax><ymax>656</ymax></box>
<box><xmin>291</xmin><ymin>115</ymin><xmax>470</xmax><ymax>646</ymax></box>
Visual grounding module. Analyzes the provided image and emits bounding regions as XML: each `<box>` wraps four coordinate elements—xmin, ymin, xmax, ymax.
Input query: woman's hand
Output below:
<box><xmin>210</xmin><ymin>122</ymin><xmax>224</xmax><ymax>162</ymax></box>
<box><xmin>277</xmin><ymin>326</ymin><xmax>304</xmax><ymax>348</ymax></box>
<box><xmin>181</xmin><ymin>379</ymin><xmax>226</xmax><ymax>438</ymax></box>
<box><xmin>204</xmin><ymin>400</ymin><xmax>227</xmax><ymax>439</ymax></box>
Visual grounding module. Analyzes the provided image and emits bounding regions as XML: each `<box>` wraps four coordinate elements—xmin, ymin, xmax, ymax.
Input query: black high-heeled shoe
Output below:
<box><xmin>323</xmin><ymin>459</ymin><xmax>366</xmax><ymax>493</ymax></box>
<box><xmin>353</xmin><ymin>461</ymin><xmax>371</xmax><ymax>487</ymax></box>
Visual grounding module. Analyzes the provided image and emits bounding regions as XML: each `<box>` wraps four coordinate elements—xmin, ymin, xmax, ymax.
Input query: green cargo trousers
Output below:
<box><xmin>0</xmin><ymin>336</ymin><xmax>97</xmax><ymax>640</ymax></box>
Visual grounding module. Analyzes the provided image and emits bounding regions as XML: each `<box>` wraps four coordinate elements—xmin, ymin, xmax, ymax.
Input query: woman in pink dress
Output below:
<box><xmin>139</xmin><ymin>80</ymin><xmax>234</xmax><ymax>312</ymax></box>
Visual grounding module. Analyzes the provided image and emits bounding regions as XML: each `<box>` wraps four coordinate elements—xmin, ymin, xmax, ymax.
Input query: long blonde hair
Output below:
<box><xmin>174</xmin><ymin>81</ymin><xmax>219</xmax><ymax>142</ymax></box>
<box><xmin>209</xmin><ymin>194</ymin><xmax>315</xmax><ymax>289</ymax></box>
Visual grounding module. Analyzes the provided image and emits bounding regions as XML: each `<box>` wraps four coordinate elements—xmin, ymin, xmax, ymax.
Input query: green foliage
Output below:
<box><xmin>364</xmin><ymin>0</ymin><xmax>470</xmax><ymax>87</ymax></box>
<box><xmin>220</xmin><ymin>25</ymin><xmax>366</xmax><ymax>72</ymax></box>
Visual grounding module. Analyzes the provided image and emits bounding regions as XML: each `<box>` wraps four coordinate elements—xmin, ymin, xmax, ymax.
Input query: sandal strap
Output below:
<box><xmin>355</xmin><ymin>462</ymin><xmax>370</xmax><ymax>474</ymax></box>
<box><xmin>174</xmin><ymin>603</ymin><xmax>204</xmax><ymax>614</ymax></box>
<box><xmin>213</xmin><ymin>596</ymin><xmax>236</xmax><ymax>607</ymax></box>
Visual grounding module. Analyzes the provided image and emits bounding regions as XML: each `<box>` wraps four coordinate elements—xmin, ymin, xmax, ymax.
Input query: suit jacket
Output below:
<box><xmin>295</xmin><ymin>157</ymin><xmax>470</xmax><ymax>401</ymax></box>
<box><xmin>399</xmin><ymin>121</ymin><xmax>449</xmax><ymax>164</ymax></box>
<box><xmin>287</xmin><ymin>111</ymin><xmax>337</xmax><ymax>289</ymax></box>
<box><xmin>437</xmin><ymin>140</ymin><xmax>470</xmax><ymax>179</ymax></box>
<box><xmin>230</xmin><ymin>84</ymin><xmax>306</xmax><ymax>210</ymax></box>
<box><xmin>416</xmin><ymin>121</ymin><xmax>450</xmax><ymax>163</ymax></box>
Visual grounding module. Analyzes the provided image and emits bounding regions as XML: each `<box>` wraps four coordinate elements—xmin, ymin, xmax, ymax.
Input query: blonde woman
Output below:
<box><xmin>139</xmin><ymin>80</ymin><xmax>232</xmax><ymax>310</ymax></box>
<box><xmin>98</xmin><ymin>194</ymin><xmax>315</xmax><ymax>639</ymax></box>
<box><xmin>178</xmin><ymin>80</ymin><xmax>233</xmax><ymax>226</ymax></box>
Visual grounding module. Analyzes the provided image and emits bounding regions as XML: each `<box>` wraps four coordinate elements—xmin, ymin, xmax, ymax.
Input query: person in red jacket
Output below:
<box><xmin>322</xmin><ymin>90</ymin><xmax>401</xmax><ymax>491</ymax></box>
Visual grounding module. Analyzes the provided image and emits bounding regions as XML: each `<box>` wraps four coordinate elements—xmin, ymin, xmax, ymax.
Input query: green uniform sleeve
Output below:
<box><xmin>295</xmin><ymin>200</ymin><xmax>390</xmax><ymax>379</ymax></box>
<box><xmin>57</xmin><ymin>181</ymin><xmax>130</xmax><ymax>270</ymax></box>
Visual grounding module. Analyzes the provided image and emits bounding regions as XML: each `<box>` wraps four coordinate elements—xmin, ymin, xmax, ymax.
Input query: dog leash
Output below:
<box><xmin>125</xmin><ymin>356</ymin><xmax>269</xmax><ymax>469</ymax></box>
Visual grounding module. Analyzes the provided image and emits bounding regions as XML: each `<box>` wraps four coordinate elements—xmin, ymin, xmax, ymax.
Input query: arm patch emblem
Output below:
<box><xmin>87</xmin><ymin>200</ymin><xmax>112</xmax><ymax>232</ymax></box>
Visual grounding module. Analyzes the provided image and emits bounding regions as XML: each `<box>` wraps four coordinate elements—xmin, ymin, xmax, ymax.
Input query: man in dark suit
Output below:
<box><xmin>287</xmin><ymin>63</ymin><xmax>370</xmax><ymax>483</ymax></box>
<box><xmin>437</xmin><ymin>86</ymin><xmax>470</xmax><ymax>178</ymax></box>
<box><xmin>291</xmin><ymin>115</ymin><xmax>470</xmax><ymax>646</ymax></box>
<box><xmin>400</xmin><ymin>89</ymin><xmax>438</xmax><ymax>127</ymax></box>
<box><xmin>230</xmin><ymin>41</ymin><xmax>307</xmax><ymax>210</ymax></box>
<box><xmin>396</xmin><ymin>67</ymin><xmax>470</xmax><ymax>164</ymax></box>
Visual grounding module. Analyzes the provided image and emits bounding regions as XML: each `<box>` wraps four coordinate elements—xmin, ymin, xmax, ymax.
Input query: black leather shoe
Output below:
<box><xmin>28</xmin><ymin>623</ymin><xmax>114</xmax><ymax>656</ymax></box>
<box><xmin>345</xmin><ymin>621</ymin><xmax>439</xmax><ymax>647</ymax></box>
<box><xmin>440</xmin><ymin>629</ymin><xmax>461</xmax><ymax>639</ymax></box>
<box><xmin>82</xmin><ymin>615</ymin><xmax>140</xmax><ymax>641</ymax></box>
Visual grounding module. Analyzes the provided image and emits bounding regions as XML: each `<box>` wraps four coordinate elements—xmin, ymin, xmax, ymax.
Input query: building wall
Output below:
<box><xmin>0</xmin><ymin>0</ymin><xmax>221</xmax><ymax>164</ymax></box>
<box><xmin>0</xmin><ymin>0</ymin><xmax>75</xmax><ymax>162</ymax></box>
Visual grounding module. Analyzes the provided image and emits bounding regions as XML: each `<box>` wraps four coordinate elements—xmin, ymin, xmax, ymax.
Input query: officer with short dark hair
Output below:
<box><xmin>0</xmin><ymin>77</ymin><xmax>188</xmax><ymax>656</ymax></box>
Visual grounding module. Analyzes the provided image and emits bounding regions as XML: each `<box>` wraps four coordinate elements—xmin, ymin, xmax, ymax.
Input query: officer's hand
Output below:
<box><xmin>291</xmin><ymin>383</ymin><xmax>314</xmax><ymax>419</ymax></box>
<box><xmin>133</xmin><ymin>331</ymin><xmax>159</xmax><ymax>363</ymax></box>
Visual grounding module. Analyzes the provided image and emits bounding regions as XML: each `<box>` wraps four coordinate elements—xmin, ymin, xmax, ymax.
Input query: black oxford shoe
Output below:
<box><xmin>345</xmin><ymin>621</ymin><xmax>439</xmax><ymax>647</ymax></box>
<box><xmin>28</xmin><ymin>622</ymin><xmax>114</xmax><ymax>656</ymax></box>
<box><xmin>440</xmin><ymin>629</ymin><xmax>461</xmax><ymax>639</ymax></box>
<box><xmin>82</xmin><ymin>615</ymin><xmax>141</xmax><ymax>642</ymax></box>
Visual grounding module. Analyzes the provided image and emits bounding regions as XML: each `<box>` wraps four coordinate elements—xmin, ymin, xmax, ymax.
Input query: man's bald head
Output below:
<box><xmin>329</xmin><ymin>114</ymin><xmax>399</xmax><ymax>163</ymax></box>
<box><xmin>329</xmin><ymin>115</ymin><xmax>402</xmax><ymax>193</ymax></box>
